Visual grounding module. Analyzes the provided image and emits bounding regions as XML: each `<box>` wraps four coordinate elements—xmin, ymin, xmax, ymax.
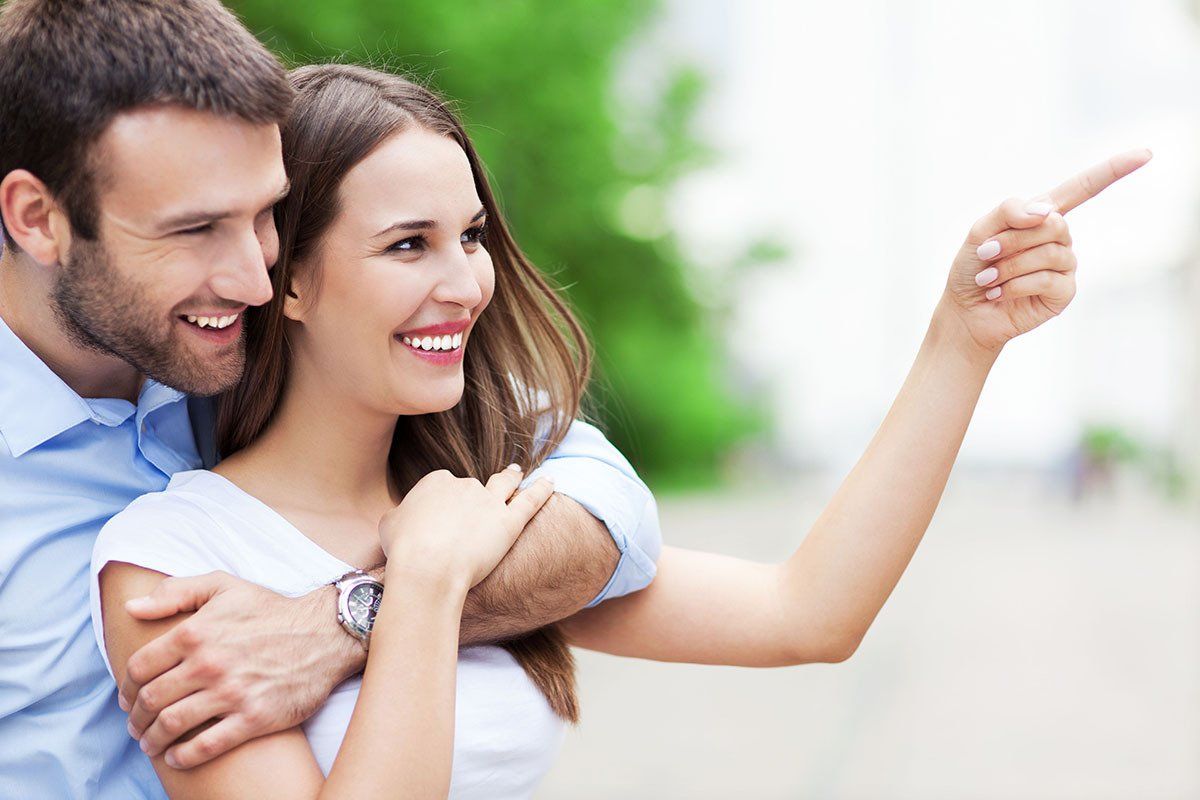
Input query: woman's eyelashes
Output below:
<box><xmin>461</xmin><ymin>224</ymin><xmax>486</xmax><ymax>247</ymax></box>
<box><xmin>385</xmin><ymin>224</ymin><xmax>486</xmax><ymax>255</ymax></box>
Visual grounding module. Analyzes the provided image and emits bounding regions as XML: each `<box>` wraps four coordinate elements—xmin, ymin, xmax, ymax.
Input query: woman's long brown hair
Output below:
<box><xmin>215</xmin><ymin>63</ymin><xmax>592</xmax><ymax>722</ymax></box>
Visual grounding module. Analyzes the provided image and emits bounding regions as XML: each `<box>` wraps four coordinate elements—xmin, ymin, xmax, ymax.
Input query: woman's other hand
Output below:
<box><xmin>378</xmin><ymin>466</ymin><xmax>555</xmax><ymax>588</ymax></box>
<box><xmin>938</xmin><ymin>148</ymin><xmax>1152</xmax><ymax>354</ymax></box>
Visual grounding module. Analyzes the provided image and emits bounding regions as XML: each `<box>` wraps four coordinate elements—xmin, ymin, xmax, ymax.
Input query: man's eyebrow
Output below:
<box><xmin>373</xmin><ymin>207</ymin><xmax>487</xmax><ymax>239</ymax></box>
<box><xmin>156</xmin><ymin>180</ymin><xmax>291</xmax><ymax>233</ymax></box>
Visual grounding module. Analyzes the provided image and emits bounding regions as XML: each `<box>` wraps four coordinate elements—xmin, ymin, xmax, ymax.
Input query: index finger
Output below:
<box><xmin>484</xmin><ymin>463</ymin><xmax>524</xmax><ymax>501</ymax></box>
<box><xmin>119</xmin><ymin>631</ymin><xmax>187</xmax><ymax>713</ymax></box>
<box><xmin>506</xmin><ymin>477</ymin><xmax>556</xmax><ymax>529</ymax></box>
<box><xmin>1041</xmin><ymin>148</ymin><xmax>1152</xmax><ymax>214</ymax></box>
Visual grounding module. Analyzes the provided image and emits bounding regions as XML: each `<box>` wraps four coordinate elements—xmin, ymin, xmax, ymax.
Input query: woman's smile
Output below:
<box><xmin>396</xmin><ymin>318</ymin><xmax>470</xmax><ymax>366</ymax></box>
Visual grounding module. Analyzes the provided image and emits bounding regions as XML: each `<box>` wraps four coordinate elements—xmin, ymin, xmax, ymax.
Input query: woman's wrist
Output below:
<box><xmin>382</xmin><ymin>560</ymin><xmax>472</xmax><ymax>605</ymax></box>
<box><xmin>928</xmin><ymin>295</ymin><xmax>1003</xmax><ymax>372</ymax></box>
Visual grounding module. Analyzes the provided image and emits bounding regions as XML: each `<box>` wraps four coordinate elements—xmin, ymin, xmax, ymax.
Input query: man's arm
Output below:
<box><xmin>457</xmin><ymin>492</ymin><xmax>618</xmax><ymax>644</ymax></box>
<box><xmin>457</xmin><ymin>418</ymin><xmax>662</xmax><ymax>641</ymax></box>
<box><xmin>120</xmin><ymin>419</ymin><xmax>661</xmax><ymax>765</ymax></box>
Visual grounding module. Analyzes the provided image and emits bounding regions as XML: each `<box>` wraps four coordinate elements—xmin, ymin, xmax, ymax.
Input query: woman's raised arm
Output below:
<box><xmin>562</xmin><ymin>150</ymin><xmax>1152</xmax><ymax>667</ymax></box>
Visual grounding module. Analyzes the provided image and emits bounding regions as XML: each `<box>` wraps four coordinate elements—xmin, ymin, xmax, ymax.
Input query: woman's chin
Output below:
<box><xmin>394</xmin><ymin>385</ymin><xmax>465</xmax><ymax>416</ymax></box>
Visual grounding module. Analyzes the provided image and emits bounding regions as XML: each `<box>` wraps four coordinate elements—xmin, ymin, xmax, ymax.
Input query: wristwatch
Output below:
<box><xmin>332</xmin><ymin>569</ymin><xmax>384</xmax><ymax>651</ymax></box>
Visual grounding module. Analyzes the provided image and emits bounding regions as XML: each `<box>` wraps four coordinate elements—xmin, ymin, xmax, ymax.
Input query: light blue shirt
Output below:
<box><xmin>0</xmin><ymin>311</ymin><xmax>660</xmax><ymax>798</ymax></box>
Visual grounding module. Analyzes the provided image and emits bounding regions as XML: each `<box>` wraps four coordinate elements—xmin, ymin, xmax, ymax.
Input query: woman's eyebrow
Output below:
<box><xmin>373</xmin><ymin>207</ymin><xmax>486</xmax><ymax>238</ymax></box>
<box><xmin>373</xmin><ymin>218</ymin><xmax>436</xmax><ymax>237</ymax></box>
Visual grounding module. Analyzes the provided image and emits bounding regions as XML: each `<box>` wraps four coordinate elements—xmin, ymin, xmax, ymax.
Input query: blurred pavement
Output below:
<box><xmin>537</xmin><ymin>475</ymin><xmax>1200</xmax><ymax>799</ymax></box>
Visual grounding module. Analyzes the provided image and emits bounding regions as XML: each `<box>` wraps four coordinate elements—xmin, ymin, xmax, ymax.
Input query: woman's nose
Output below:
<box><xmin>433</xmin><ymin>250</ymin><xmax>484</xmax><ymax>308</ymax></box>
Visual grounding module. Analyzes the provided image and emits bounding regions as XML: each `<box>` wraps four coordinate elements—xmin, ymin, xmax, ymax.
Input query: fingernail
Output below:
<box><xmin>118</xmin><ymin>695</ymin><xmax>130</xmax><ymax>712</ymax></box>
<box><xmin>164</xmin><ymin>752</ymin><xmax>180</xmax><ymax>769</ymax></box>
<box><xmin>139</xmin><ymin>738</ymin><xmax>150</xmax><ymax>754</ymax></box>
<box><xmin>975</xmin><ymin>267</ymin><xmax>999</xmax><ymax>286</ymax></box>
<box><xmin>985</xmin><ymin>286</ymin><xmax>1003</xmax><ymax>300</ymax></box>
<box><xmin>976</xmin><ymin>240</ymin><xmax>1001</xmax><ymax>260</ymax></box>
<box><xmin>125</xmin><ymin>597</ymin><xmax>148</xmax><ymax>612</ymax></box>
<box><xmin>127</xmin><ymin>720</ymin><xmax>137</xmax><ymax>738</ymax></box>
<box><xmin>505</xmin><ymin>463</ymin><xmax>522</xmax><ymax>472</ymax></box>
<box><xmin>1025</xmin><ymin>201</ymin><xmax>1054</xmax><ymax>216</ymax></box>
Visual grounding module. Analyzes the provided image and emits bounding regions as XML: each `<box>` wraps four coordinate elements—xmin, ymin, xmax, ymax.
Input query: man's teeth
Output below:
<box><xmin>185</xmin><ymin>313</ymin><xmax>239</xmax><ymax>330</ymax></box>
<box><xmin>401</xmin><ymin>332</ymin><xmax>463</xmax><ymax>352</ymax></box>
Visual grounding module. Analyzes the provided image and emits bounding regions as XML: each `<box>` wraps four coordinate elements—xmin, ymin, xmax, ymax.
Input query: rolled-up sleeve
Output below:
<box><xmin>525</xmin><ymin>419</ymin><xmax>661</xmax><ymax>607</ymax></box>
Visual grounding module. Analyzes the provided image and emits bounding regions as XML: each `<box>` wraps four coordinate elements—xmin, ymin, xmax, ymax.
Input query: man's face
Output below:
<box><xmin>54</xmin><ymin>105</ymin><xmax>288</xmax><ymax>396</ymax></box>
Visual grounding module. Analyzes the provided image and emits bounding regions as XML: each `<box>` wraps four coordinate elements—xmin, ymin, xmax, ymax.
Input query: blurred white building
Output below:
<box><xmin>634</xmin><ymin>0</ymin><xmax>1200</xmax><ymax>485</ymax></box>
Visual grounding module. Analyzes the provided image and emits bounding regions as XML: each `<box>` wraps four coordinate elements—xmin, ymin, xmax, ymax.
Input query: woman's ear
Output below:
<box><xmin>281</xmin><ymin>273</ymin><xmax>309</xmax><ymax>323</ymax></box>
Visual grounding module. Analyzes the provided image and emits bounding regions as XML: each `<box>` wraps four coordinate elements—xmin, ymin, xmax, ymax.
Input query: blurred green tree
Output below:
<box><xmin>231</xmin><ymin>0</ymin><xmax>759</xmax><ymax>486</ymax></box>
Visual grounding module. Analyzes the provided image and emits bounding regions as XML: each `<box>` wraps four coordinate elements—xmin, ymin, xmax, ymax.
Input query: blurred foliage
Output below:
<box><xmin>231</xmin><ymin>0</ymin><xmax>760</xmax><ymax>486</ymax></box>
<box><xmin>1080</xmin><ymin>424</ymin><xmax>1188</xmax><ymax>501</ymax></box>
<box><xmin>1080</xmin><ymin>425</ymin><xmax>1141</xmax><ymax>465</ymax></box>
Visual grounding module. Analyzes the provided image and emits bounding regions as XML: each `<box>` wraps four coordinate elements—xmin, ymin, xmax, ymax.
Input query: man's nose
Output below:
<box><xmin>210</xmin><ymin>227</ymin><xmax>274</xmax><ymax>308</ymax></box>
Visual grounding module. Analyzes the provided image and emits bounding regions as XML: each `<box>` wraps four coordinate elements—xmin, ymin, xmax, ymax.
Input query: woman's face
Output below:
<box><xmin>286</xmin><ymin>126</ymin><xmax>494</xmax><ymax>416</ymax></box>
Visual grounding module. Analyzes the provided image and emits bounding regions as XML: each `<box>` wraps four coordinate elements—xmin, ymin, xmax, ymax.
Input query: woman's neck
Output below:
<box><xmin>220</xmin><ymin>360</ymin><xmax>401</xmax><ymax>516</ymax></box>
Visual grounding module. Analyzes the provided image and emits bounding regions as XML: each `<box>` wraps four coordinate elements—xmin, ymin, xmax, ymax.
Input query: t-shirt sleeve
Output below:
<box><xmin>89</xmin><ymin>492</ymin><xmax>238</xmax><ymax>679</ymax></box>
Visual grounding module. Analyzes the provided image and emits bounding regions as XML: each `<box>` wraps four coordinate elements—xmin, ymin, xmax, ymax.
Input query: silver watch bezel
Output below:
<box><xmin>334</xmin><ymin>571</ymin><xmax>383</xmax><ymax>648</ymax></box>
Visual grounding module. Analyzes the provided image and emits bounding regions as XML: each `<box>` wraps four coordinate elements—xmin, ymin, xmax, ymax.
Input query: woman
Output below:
<box><xmin>91</xmin><ymin>63</ymin><xmax>1148</xmax><ymax>798</ymax></box>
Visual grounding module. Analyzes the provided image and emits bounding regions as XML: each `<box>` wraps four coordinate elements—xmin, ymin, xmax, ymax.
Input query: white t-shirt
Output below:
<box><xmin>89</xmin><ymin>469</ymin><xmax>565</xmax><ymax>799</ymax></box>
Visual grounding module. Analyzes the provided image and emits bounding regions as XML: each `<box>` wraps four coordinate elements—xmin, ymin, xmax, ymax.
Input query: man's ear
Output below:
<box><xmin>0</xmin><ymin>170</ymin><xmax>72</xmax><ymax>267</ymax></box>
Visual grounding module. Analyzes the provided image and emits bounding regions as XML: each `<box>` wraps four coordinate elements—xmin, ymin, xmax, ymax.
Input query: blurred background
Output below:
<box><xmin>233</xmin><ymin>0</ymin><xmax>1200</xmax><ymax>796</ymax></box>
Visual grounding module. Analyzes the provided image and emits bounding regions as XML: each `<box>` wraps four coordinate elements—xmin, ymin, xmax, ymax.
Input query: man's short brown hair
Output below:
<box><xmin>0</xmin><ymin>0</ymin><xmax>293</xmax><ymax>247</ymax></box>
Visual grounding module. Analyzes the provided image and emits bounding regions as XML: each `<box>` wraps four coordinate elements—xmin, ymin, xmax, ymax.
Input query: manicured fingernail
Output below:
<box><xmin>976</xmin><ymin>240</ymin><xmax>1001</xmax><ymax>260</ymax></box>
<box><xmin>1025</xmin><ymin>201</ymin><xmax>1054</xmax><ymax>216</ymax></box>
<box><xmin>127</xmin><ymin>720</ymin><xmax>137</xmax><ymax>738</ymax></box>
<box><xmin>164</xmin><ymin>752</ymin><xmax>180</xmax><ymax>769</ymax></box>
<box><xmin>985</xmin><ymin>286</ymin><xmax>1003</xmax><ymax>300</ymax></box>
<box><xmin>505</xmin><ymin>463</ymin><xmax>522</xmax><ymax>472</ymax></box>
<box><xmin>975</xmin><ymin>267</ymin><xmax>999</xmax><ymax>286</ymax></box>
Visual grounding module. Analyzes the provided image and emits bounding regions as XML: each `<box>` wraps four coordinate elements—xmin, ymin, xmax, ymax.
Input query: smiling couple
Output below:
<box><xmin>0</xmin><ymin>1</ymin><xmax>1150</xmax><ymax>798</ymax></box>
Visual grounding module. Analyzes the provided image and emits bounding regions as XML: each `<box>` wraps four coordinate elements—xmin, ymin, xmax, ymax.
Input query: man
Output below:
<box><xmin>0</xmin><ymin>1</ymin><xmax>660</xmax><ymax>797</ymax></box>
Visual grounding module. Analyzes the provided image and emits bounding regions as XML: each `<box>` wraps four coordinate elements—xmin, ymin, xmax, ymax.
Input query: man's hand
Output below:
<box><xmin>121</xmin><ymin>571</ymin><xmax>361</xmax><ymax>768</ymax></box>
<box><xmin>121</xmin><ymin>489</ymin><xmax>628</xmax><ymax>767</ymax></box>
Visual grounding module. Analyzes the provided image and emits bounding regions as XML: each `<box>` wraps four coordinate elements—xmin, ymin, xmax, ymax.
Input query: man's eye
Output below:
<box><xmin>178</xmin><ymin>223</ymin><xmax>213</xmax><ymax>236</ymax></box>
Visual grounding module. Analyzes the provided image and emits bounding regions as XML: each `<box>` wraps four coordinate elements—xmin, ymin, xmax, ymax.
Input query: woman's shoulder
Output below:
<box><xmin>101</xmin><ymin>469</ymin><xmax>227</xmax><ymax>534</ymax></box>
<box><xmin>93</xmin><ymin>469</ymin><xmax>241</xmax><ymax>576</ymax></box>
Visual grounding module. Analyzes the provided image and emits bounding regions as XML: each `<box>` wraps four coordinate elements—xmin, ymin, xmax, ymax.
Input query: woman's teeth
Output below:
<box><xmin>401</xmin><ymin>332</ymin><xmax>463</xmax><ymax>352</ymax></box>
<box><xmin>185</xmin><ymin>313</ymin><xmax>239</xmax><ymax>330</ymax></box>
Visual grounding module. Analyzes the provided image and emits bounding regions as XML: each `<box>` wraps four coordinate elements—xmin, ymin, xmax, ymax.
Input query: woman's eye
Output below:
<box><xmin>387</xmin><ymin>235</ymin><xmax>426</xmax><ymax>254</ymax></box>
<box><xmin>461</xmin><ymin>225</ymin><xmax>486</xmax><ymax>246</ymax></box>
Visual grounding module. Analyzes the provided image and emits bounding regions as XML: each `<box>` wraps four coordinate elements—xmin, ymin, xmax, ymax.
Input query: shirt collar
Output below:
<box><xmin>0</xmin><ymin>312</ymin><xmax>187</xmax><ymax>457</ymax></box>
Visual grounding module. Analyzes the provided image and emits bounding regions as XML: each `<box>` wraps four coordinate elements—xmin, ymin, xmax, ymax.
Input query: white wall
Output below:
<box><xmin>635</xmin><ymin>0</ymin><xmax>1200</xmax><ymax>470</ymax></box>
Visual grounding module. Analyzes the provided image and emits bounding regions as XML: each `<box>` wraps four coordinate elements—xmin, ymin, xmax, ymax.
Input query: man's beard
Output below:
<box><xmin>53</xmin><ymin>238</ymin><xmax>246</xmax><ymax>396</ymax></box>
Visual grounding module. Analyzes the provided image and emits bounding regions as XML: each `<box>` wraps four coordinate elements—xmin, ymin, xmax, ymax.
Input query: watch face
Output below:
<box><xmin>346</xmin><ymin>583</ymin><xmax>382</xmax><ymax>633</ymax></box>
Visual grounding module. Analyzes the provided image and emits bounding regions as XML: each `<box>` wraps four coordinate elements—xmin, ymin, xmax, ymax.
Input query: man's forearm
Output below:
<box><xmin>340</xmin><ymin>493</ymin><xmax>617</xmax><ymax>675</ymax></box>
<box><xmin>456</xmin><ymin>492</ymin><xmax>618</xmax><ymax>644</ymax></box>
